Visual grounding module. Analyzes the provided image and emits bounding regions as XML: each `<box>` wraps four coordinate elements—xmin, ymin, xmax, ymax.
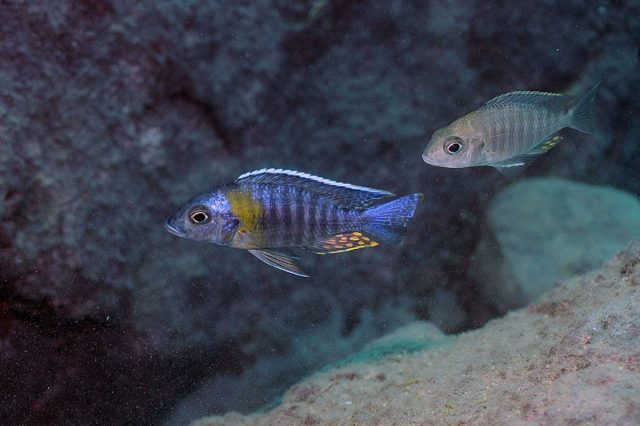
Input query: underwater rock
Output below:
<box><xmin>191</xmin><ymin>240</ymin><xmax>640</xmax><ymax>425</ymax></box>
<box><xmin>473</xmin><ymin>178</ymin><xmax>640</xmax><ymax>310</ymax></box>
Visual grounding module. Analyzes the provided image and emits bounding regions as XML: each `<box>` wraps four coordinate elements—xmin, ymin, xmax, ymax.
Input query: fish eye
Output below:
<box><xmin>445</xmin><ymin>138</ymin><xmax>463</xmax><ymax>154</ymax></box>
<box><xmin>188</xmin><ymin>206</ymin><xmax>211</xmax><ymax>225</ymax></box>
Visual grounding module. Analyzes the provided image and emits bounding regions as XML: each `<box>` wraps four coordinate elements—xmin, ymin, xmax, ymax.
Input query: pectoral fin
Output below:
<box><xmin>492</xmin><ymin>160</ymin><xmax>528</xmax><ymax>177</ymax></box>
<box><xmin>248</xmin><ymin>248</ymin><xmax>309</xmax><ymax>277</ymax></box>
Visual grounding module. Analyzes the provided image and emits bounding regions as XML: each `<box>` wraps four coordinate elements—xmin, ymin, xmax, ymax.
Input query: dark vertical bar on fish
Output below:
<box><xmin>306</xmin><ymin>197</ymin><xmax>318</xmax><ymax>240</ymax></box>
<box><xmin>264</xmin><ymin>186</ymin><xmax>278</xmax><ymax>244</ymax></box>
<box><xmin>277</xmin><ymin>186</ymin><xmax>289</xmax><ymax>245</ymax></box>
<box><xmin>313</xmin><ymin>201</ymin><xmax>326</xmax><ymax>239</ymax></box>
<box><xmin>295</xmin><ymin>186</ymin><xmax>306</xmax><ymax>245</ymax></box>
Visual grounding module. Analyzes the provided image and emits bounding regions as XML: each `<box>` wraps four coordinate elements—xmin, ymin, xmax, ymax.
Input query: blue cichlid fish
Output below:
<box><xmin>422</xmin><ymin>82</ymin><xmax>601</xmax><ymax>175</ymax></box>
<box><xmin>165</xmin><ymin>168</ymin><xmax>423</xmax><ymax>277</ymax></box>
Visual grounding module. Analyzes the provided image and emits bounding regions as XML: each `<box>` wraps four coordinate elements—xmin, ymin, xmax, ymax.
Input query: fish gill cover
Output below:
<box><xmin>0</xmin><ymin>1</ymin><xmax>639</xmax><ymax>425</ymax></box>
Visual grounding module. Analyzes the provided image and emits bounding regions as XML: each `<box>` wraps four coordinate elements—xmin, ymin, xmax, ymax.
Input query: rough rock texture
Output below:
<box><xmin>1</xmin><ymin>0</ymin><xmax>639</xmax><ymax>424</ymax></box>
<box><xmin>473</xmin><ymin>178</ymin><xmax>640</xmax><ymax>310</ymax></box>
<box><xmin>193</xmin><ymin>241</ymin><xmax>640</xmax><ymax>426</ymax></box>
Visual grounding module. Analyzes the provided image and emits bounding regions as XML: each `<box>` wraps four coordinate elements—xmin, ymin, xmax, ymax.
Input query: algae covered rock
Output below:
<box><xmin>332</xmin><ymin>321</ymin><xmax>448</xmax><ymax>368</ymax></box>
<box><xmin>474</xmin><ymin>178</ymin><xmax>640</xmax><ymax>309</ymax></box>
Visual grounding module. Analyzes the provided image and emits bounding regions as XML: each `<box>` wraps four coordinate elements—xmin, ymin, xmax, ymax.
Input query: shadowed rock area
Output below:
<box><xmin>1</xmin><ymin>1</ymin><xmax>639</xmax><ymax>424</ymax></box>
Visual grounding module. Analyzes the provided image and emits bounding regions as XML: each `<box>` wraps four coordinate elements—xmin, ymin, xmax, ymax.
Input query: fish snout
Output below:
<box><xmin>421</xmin><ymin>140</ymin><xmax>442</xmax><ymax>166</ymax></box>
<box><xmin>165</xmin><ymin>215</ymin><xmax>186</xmax><ymax>237</ymax></box>
<box><xmin>421</xmin><ymin>150</ymin><xmax>433</xmax><ymax>165</ymax></box>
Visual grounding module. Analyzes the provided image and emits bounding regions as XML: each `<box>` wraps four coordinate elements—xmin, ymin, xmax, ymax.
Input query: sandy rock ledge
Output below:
<box><xmin>192</xmin><ymin>241</ymin><xmax>640</xmax><ymax>425</ymax></box>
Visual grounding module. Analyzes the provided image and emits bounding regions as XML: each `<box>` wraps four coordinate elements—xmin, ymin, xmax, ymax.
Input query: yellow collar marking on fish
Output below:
<box><xmin>226</xmin><ymin>190</ymin><xmax>265</xmax><ymax>234</ymax></box>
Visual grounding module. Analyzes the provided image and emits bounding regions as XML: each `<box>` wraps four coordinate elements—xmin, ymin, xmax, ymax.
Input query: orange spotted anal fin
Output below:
<box><xmin>305</xmin><ymin>232</ymin><xmax>379</xmax><ymax>255</ymax></box>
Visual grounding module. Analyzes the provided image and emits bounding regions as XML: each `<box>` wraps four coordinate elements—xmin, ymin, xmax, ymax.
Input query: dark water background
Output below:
<box><xmin>1</xmin><ymin>1</ymin><xmax>639</xmax><ymax>424</ymax></box>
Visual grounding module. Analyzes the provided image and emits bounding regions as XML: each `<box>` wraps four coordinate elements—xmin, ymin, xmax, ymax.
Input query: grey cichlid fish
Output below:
<box><xmin>165</xmin><ymin>168</ymin><xmax>423</xmax><ymax>277</ymax></box>
<box><xmin>422</xmin><ymin>82</ymin><xmax>601</xmax><ymax>175</ymax></box>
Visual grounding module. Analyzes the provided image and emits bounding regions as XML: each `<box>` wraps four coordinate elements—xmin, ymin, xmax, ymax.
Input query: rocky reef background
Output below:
<box><xmin>0</xmin><ymin>1</ymin><xmax>639</xmax><ymax>424</ymax></box>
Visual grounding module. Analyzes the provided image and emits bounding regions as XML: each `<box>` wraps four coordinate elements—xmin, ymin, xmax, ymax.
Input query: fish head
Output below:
<box><xmin>165</xmin><ymin>186</ymin><xmax>240</xmax><ymax>246</ymax></box>
<box><xmin>422</xmin><ymin>124</ymin><xmax>485</xmax><ymax>168</ymax></box>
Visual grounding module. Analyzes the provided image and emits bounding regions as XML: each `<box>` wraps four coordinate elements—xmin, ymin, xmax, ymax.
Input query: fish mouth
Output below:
<box><xmin>164</xmin><ymin>220</ymin><xmax>185</xmax><ymax>237</ymax></box>
<box><xmin>422</xmin><ymin>151</ymin><xmax>438</xmax><ymax>166</ymax></box>
<box><xmin>422</xmin><ymin>150</ymin><xmax>464</xmax><ymax>168</ymax></box>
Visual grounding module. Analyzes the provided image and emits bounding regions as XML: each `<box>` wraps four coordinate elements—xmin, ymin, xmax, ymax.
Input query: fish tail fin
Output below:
<box><xmin>362</xmin><ymin>193</ymin><xmax>423</xmax><ymax>244</ymax></box>
<box><xmin>569</xmin><ymin>81</ymin><xmax>601</xmax><ymax>134</ymax></box>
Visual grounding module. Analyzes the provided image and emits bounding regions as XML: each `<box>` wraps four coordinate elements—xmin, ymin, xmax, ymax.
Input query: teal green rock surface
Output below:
<box><xmin>330</xmin><ymin>321</ymin><xmax>448</xmax><ymax>368</ymax></box>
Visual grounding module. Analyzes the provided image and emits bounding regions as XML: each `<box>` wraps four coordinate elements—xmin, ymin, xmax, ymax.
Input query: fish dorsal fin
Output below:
<box><xmin>236</xmin><ymin>169</ymin><xmax>392</xmax><ymax>195</ymax></box>
<box><xmin>304</xmin><ymin>231</ymin><xmax>379</xmax><ymax>254</ymax></box>
<box><xmin>236</xmin><ymin>168</ymin><xmax>394</xmax><ymax>208</ymax></box>
<box><xmin>248</xmin><ymin>248</ymin><xmax>309</xmax><ymax>277</ymax></box>
<box><xmin>482</xmin><ymin>90</ymin><xmax>572</xmax><ymax>113</ymax></box>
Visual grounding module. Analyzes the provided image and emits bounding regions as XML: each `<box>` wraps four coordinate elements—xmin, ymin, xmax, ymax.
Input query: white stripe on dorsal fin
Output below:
<box><xmin>236</xmin><ymin>168</ymin><xmax>393</xmax><ymax>196</ymax></box>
